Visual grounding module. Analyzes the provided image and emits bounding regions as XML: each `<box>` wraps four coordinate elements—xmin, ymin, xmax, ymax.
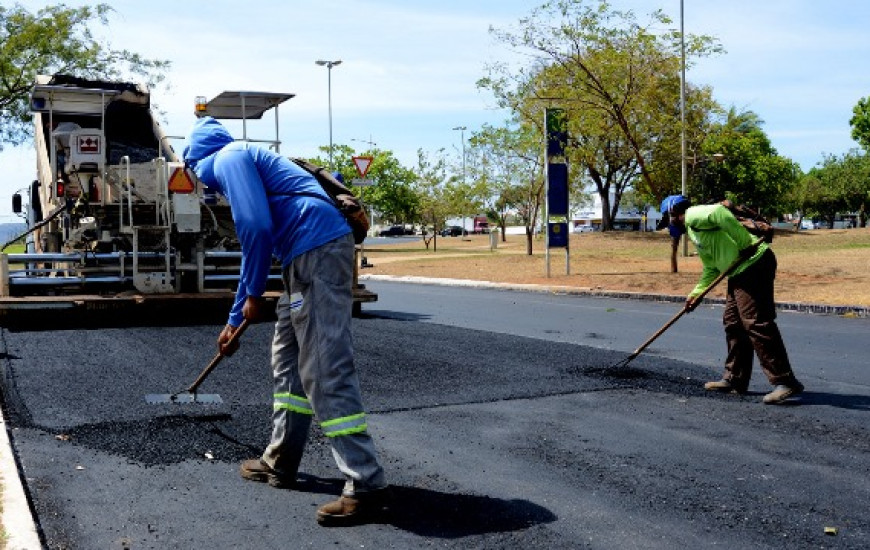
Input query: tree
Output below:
<box><xmin>480</xmin><ymin>0</ymin><xmax>722</xmax><ymax>229</ymax></box>
<box><xmin>412</xmin><ymin>148</ymin><xmax>452</xmax><ymax>251</ymax></box>
<box><xmin>0</xmin><ymin>3</ymin><xmax>170</xmax><ymax>148</ymax></box>
<box><xmin>446</xmin><ymin>180</ymin><xmax>486</xmax><ymax>232</ymax></box>
<box><xmin>849</xmin><ymin>96</ymin><xmax>870</xmax><ymax>152</ymax></box>
<box><xmin>697</xmin><ymin>108</ymin><xmax>799</xmax><ymax>217</ymax></box>
<box><xmin>799</xmin><ymin>168</ymin><xmax>844</xmax><ymax>228</ymax></box>
<box><xmin>468</xmin><ymin>122</ymin><xmax>544</xmax><ymax>254</ymax></box>
<box><xmin>838</xmin><ymin>152</ymin><xmax>870</xmax><ymax>227</ymax></box>
<box><xmin>310</xmin><ymin>144</ymin><xmax>420</xmax><ymax>228</ymax></box>
<box><xmin>643</xmin><ymin>81</ymin><xmax>719</xmax><ymax>203</ymax></box>
<box><xmin>799</xmin><ymin>151</ymin><xmax>870</xmax><ymax>228</ymax></box>
<box><xmin>468</xmin><ymin>123</ymin><xmax>541</xmax><ymax>242</ymax></box>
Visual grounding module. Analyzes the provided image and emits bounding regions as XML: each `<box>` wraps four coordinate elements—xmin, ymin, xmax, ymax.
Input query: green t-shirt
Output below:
<box><xmin>685</xmin><ymin>204</ymin><xmax>768</xmax><ymax>298</ymax></box>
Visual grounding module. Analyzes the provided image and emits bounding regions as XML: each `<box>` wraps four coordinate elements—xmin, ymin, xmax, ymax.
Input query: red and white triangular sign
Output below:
<box><xmin>352</xmin><ymin>156</ymin><xmax>373</xmax><ymax>178</ymax></box>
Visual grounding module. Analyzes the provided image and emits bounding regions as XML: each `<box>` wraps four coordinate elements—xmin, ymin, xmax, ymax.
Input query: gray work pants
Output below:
<box><xmin>262</xmin><ymin>233</ymin><xmax>386</xmax><ymax>495</ymax></box>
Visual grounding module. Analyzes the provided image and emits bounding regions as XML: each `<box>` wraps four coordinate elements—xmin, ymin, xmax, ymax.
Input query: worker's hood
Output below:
<box><xmin>183</xmin><ymin>116</ymin><xmax>234</xmax><ymax>164</ymax></box>
<box><xmin>183</xmin><ymin>116</ymin><xmax>234</xmax><ymax>189</ymax></box>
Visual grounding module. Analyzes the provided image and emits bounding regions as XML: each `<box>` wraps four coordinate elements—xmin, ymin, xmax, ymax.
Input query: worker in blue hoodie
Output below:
<box><xmin>184</xmin><ymin>116</ymin><xmax>388</xmax><ymax>526</ymax></box>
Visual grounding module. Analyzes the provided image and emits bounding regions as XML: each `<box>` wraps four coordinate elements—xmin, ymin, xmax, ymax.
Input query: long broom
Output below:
<box><xmin>607</xmin><ymin>243</ymin><xmax>760</xmax><ymax>371</ymax></box>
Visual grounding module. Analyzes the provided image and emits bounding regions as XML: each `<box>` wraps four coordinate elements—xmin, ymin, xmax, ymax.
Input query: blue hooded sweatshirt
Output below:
<box><xmin>184</xmin><ymin>117</ymin><xmax>351</xmax><ymax>327</ymax></box>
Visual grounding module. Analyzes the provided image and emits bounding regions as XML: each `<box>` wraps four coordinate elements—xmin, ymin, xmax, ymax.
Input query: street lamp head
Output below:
<box><xmin>316</xmin><ymin>59</ymin><xmax>342</xmax><ymax>68</ymax></box>
<box><xmin>352</xmin><ymin>138</ymin><xmax>377</xmax><ymax>147</ymax></box>
<box><xmin>689</xmin><ymin>152</ymin><xmax>727</xmax><ymax>166</ymax></box>
<box><xmin>452</xmin><ymin>126</ymin><xmax>467</xmax><ymax>131</ymax></box>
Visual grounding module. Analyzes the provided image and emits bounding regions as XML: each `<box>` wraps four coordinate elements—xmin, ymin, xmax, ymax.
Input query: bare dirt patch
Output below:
<box><xmin>361</xmin><ymin>228</ymin><xmax>870</xmax><ymax>307</ymax></box>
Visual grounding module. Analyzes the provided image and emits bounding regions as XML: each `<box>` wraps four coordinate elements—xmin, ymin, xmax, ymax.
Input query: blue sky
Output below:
<box><xmin>1</xmin><ymin>0</ymin><xmax>868</xmax><ymax>219</ymax></box>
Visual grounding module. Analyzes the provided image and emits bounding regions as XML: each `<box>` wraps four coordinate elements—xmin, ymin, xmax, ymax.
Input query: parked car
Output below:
<box><xmin>572</xmin><ymin>224</ymin><xmax>595</xmax><ymax>233</ymax></box>
<box><xmin>379</xmin><ymin>225</ymin><xmax>410</xmax><ymax>237</ymax></box>
<box><xmin>440</xmin><ymin>225</ymin><xmax>467</xmax><ymax>237</ymax></box>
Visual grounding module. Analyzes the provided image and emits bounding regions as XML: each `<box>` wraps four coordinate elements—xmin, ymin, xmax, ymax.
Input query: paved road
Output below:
<box><xmin>1</xmin><ymin>282</ymin><xmax>868</xmax><ymax>549</ymax></box>
<box><xmin>363</xmin><ymin>279</ymin><xmax>870</xmax><ymax>392</ymax></box>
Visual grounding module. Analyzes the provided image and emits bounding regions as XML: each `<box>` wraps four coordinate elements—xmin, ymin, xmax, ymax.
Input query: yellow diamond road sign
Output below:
<box><xmin>352</xmin><ymin>156</ymin><xmax>373</xmax><ymax>178</ymax></box>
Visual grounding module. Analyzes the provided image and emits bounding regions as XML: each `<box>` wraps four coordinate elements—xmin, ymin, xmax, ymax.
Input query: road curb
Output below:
<box><xmin>1</xmin><ymin>406</ymin><xmax>42</xmax><ymax>549</ymax></box>
<box><xmin>360</xmin><ymin>274</ymin><xmax>870</xmax><ymax>318</ymax></box>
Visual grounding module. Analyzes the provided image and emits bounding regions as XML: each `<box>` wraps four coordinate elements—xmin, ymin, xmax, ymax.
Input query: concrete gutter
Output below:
<box><xmin>360</xmin><ymin>274</ymin><xmax>870</xmax><ymax>318</ymax></box>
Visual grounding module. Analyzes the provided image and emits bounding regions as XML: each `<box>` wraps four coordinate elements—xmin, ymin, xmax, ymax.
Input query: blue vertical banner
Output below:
<box><xmin>547</xmin><ymin>162</ymin><xmax>569</xmax><ymax>216</ymax></box>
<box><xmin>548</xmin><ymin>222</ymin><xmax>569</xmax><ymax>248</ymax></box>
<box><xmin>546</xmin><ymin>108</ymin><xmax>568</xmax><ymax>157</ymax></box>
<box><xmin>545</xmin><ymin>107</ymin><xmax>570</xmax><ymax>272</ymax></box>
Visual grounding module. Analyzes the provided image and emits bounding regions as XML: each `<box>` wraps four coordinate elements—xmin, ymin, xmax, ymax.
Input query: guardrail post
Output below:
<box><xmin>0</xmin><ymin>253</ymin><xmax>9</xmax><ymax>297</ymax></box>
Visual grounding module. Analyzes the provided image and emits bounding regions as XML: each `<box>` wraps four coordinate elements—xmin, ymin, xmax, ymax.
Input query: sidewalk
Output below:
<box><xmin>1</xmin><ymin>405</ymin><xmax>41</xmax><ymax>549</ymax></box>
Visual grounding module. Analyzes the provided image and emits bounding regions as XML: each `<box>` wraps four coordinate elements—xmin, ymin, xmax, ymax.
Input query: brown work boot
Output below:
<box><xmin>763</xmin><ymin>381</ymin><xmax>805</xmax><ymax>405</ymax></box>
<box><xmin>316</xmin><ymin>487</ymin><xmax>391</xmax><ymax>527</ymax></box>
<box><xmin>239</xmin><ymin>459</ymin><xmax>294</xmax><ymax>489</ymax></box>
<box><xmin>703</xmin><ymin>379</ymin><xmax>745</xmax><ymax>394</ymax></box>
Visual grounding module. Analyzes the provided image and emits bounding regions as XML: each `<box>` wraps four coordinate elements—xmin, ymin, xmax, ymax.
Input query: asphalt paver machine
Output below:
<box><xmin>0</xmin><ymin>75</ymin><xmax>375</xmax><ymax>327</ymax></box>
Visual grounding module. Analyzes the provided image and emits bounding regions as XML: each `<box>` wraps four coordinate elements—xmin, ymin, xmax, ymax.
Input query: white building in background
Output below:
<box><xmin>570</xmin><ymin>192</ymin><xmax>662</xmax><ymax>232</ymax></box>
<box><xmin>444</xmin><ymin>192</ymin><xmax>665</xmax><ymax>235</ymax></box>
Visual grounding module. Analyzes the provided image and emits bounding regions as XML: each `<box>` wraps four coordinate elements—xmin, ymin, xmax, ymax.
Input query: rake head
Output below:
<box><xmin>144</xmin><ymin>392</ymin><xmax>223</xmax><ymax>405</ymax></box>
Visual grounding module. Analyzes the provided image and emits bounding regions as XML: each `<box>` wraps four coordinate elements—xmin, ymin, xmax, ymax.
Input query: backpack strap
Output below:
<box><xmin>269</xmin><ymin>190</ymin><xmax>338</xmax><ymax>207</ymax></box>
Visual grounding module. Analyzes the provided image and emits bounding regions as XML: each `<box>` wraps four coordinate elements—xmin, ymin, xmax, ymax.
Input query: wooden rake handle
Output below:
<box><xmin>185</xmin><ymin>318</ymin><xmax>250</xmax><ymax>395</ymax></box>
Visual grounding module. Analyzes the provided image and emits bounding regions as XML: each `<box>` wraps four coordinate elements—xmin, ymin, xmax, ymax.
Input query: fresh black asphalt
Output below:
<box><xmin>1</xmin><ymin>301</ymin><xmax>869</xmax><ymax>548</ymax></box>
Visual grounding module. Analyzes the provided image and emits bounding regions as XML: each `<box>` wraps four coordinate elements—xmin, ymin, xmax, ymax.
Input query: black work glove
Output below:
<box><xmin>684</xmin><ymin>296</ymin><xmax>700</xmax><ymax>313</ymax></box>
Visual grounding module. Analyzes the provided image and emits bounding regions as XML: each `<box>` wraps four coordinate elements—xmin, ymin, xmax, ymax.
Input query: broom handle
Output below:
<box><xmin>628</xmin><ymin>243</ymin><xmax>760</xmax><ymax>360</ymax></box>
<box><xmin>186</xmin><ymin>318</ymin><xmax>250</xmax><ymax>394</ymax></box>
<box><xmin>627</xmin><ymin>308</ymin><xmax>688</xmax><ymax>360</ymax></box>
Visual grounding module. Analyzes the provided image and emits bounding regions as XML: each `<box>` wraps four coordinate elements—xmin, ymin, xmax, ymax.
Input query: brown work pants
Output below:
<box><xmin>722</xmin><ymin>249</ymin><xmax>797</xmax><ymax>391</ymax></box>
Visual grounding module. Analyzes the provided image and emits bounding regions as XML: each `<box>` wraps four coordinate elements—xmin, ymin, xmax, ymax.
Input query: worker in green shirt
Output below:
<box><xmin>658</xmin><ymin>195</ymin><xmax>804</xmax><ymax>404</ymax></box>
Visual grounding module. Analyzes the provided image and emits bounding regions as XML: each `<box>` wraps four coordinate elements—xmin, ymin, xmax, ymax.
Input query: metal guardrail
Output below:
<box><xmin>0</xmin><ymin>250</ymin><xmax>286</xmax><ymax>293</ymax></box>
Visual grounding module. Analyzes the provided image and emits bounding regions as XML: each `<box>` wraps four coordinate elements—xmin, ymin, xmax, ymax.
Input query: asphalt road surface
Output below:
<box><xmin>1</xmin><ymin>282</ymin><xmax>868</xmax><ymax>549</ymax></box>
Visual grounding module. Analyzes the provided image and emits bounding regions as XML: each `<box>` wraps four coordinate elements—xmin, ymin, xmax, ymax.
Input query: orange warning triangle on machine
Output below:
<box><xmin>352</xmin><ymin>156</ymin><xmax>373</xmax><ymax>178</ymax></box>
<box><xmin>168</xmin><ymin>167</ymin><xmax>196</xmax><ymax>193</ymax></box>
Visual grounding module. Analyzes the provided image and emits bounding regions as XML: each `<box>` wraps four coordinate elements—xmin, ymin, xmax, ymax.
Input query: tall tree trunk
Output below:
<box><xmin>600</xmin><ymin>192</ymin><xmax>613</xmax><ymax>231</ymax></box>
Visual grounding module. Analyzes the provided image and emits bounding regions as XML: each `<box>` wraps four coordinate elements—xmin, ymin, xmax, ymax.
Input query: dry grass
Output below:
<box><xmin>7</xmin><ymin>230</ymin><xmax>868</xmax><ymax>306</ymax></box>
<box><xmin>360</xmin><ymin>228</ymin><xmax>870</xmax><ymax>307</ymax></box>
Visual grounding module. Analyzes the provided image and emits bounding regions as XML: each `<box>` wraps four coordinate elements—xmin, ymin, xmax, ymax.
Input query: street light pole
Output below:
<box><xmin>452</xmin><ymin>125</ymin><xmax>468</xmax><ymax>234</ymax></box>
<box><xmin>452</xmin><ymin>126</ymin><xmax>467</xmax><ymax>183</ymax></box>
<box><xmin>315</xmin><ymin>59</ymin><xmax>342</xmax><ymax>168</ymax></box>
<box><xmin>679</xmin><ymin>0</ymin><xmax>688</xmax><ymax>257</ymax></box>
